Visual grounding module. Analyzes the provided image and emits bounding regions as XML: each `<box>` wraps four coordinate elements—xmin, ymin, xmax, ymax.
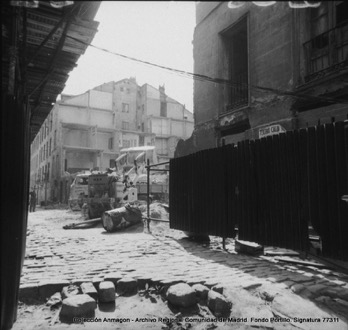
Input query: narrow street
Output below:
<box><xmin>14</xmin><ymin>207</ymin><xmax>348</xmax><ymax>330</ymax></box>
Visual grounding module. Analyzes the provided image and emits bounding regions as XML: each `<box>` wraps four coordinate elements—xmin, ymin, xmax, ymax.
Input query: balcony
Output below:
<box><xmin>304</xmin><ymin>22</ymin><xmax>348</xmax><ymax>83</ymax></box>
<box><xmin>226</xmin><ymin>71</ymin><xmax>249</xmax><ymax>111</ymax></box>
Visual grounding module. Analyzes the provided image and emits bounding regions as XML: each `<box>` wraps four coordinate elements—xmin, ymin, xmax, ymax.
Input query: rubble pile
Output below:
<box><xmin>43</xmin><ymin>275</ymin><xmax>233</xmax><ymax>325</ymax></box>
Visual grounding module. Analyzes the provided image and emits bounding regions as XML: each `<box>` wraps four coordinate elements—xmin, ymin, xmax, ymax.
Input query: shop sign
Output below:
<box><xmin>259</xmin><ymin>124</ymin><xmax>286</xmax><ymax>138</ymax></box>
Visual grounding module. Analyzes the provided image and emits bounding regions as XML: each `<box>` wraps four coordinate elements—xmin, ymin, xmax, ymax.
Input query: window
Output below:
<box><xmin>120</xmin><ymin>87</ymin><xmax>124</xmax><ymax>92</ymax></box>
<box><xmin>160</xmin><ymin>101</ymin><xmax>167</xmax><ymax>117</ymax></box>
<box><xmin>49</xmin><ymin>138</ymin><xmax>52</xmax><ymax>156</ymax></box>
<box><xmin>108</xmin><ymin>137</ymin><xmax>114</xmax><ymax>150</ymax></box>
<box><xmin>122</xmin><ymin>103</ymin><xmax>129</xmax><ymax>113</ymax></box>
<box><xmin>122</xmin><ymin>121</ymin><xmax>129</xmax><ymax>130</ymax></box>
<box><xmin>142</xmin><ymin>105</ymin><xmax>145</xmax><ymax>114</ymax></box>
<box><xmin>127</xmin><ymin>88</ymin><xmax>130</xmax><ymax>94</ymax></box>
<box><xmin>336</xmin><ymin>2</ymin><xmax>348</xmax><ymax>25</ymax></box>
<box><xmin>222</xmin><ymin>17</ymin><xmax>249</xmax><ymax>110</ymax></box>
<box><xmin>64</xmin><ymin>159</ymin><xmax>67</xmax><ymax>172</ymax></box>
<box><xmin>47</xmin><ymin>163</ymin><xmax>50</xmax><ymax>180</ymax></box>
<box><xmin>54</xmin><ymin>130</ymin><xmax>57</xmax><ymax>147</ymax></box>
<box><xmin>304</xmin><ymin>1</ymin><xmax>348</xmax><ymax>81</ymax></box>
<box><xmin>310</xmin><ymin>2</ymin><xmax>328</xmax><ymax>38</ymax></box>
<box><xmin>141</xmin><ymin>123</ymin><xmax>145</xmax><ymax>132</ymax></box>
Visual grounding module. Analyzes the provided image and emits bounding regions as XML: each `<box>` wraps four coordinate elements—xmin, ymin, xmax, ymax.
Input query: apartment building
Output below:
<box><xmin>30</xmin><ymin>78</ymin><xmax>193</xmax><ymax>204</ymax></box>
<box><xmin>176</xmin><ymin>1</ymin><xmax>347</xmax><ymax>156</ymax></box>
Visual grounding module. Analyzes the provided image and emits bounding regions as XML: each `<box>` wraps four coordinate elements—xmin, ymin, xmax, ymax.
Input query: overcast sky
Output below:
<box><xmin>62</xmin><ymin>1</ymin><xmax>196</xmax><ymax>112</ymax></box>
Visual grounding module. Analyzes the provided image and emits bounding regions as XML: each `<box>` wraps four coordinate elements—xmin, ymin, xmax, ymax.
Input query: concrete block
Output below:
<box><xmin>80</xmin><ymin>282</ymin><xmax>98</xmax><ymax>301</ymax></box>
<box><xmin>38</xmin><ymin>280</ymin><xmax>70</xmax><ymax>299</ymax></box>
<box><xmin>116</xmin><ymin>277</ymin><xmax>138</xmax><ymax>296</ymax></box>
<box><xmin>192</xmin><ymin>284</ymin><xmax>209</xmax><ymax>301</ymax></box>
<box><xmin>60</xmin><ymin>294</ymin><xmax>96</xmax><ymax>323</ymax></box>
<box><xmin>98</xmin><ymin>281</ymin><xmax>115</xmax><ymax>303</ymax></box>
<box><xmin>19</xmin><ymin>284</ymin><xmax>39</xmax><ymax>300</ymax></box>
<box><xmin>166</xmin><ymin>283</ymin><xmax>196</xmax><ymax>308</ymax></box>
<box><xmin>207</xmin><ymin>290</ymin><xmax>232</xmax><ymax>317</ymax></box>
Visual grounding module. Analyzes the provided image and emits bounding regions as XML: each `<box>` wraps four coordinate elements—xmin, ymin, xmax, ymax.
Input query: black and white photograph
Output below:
<box><xmin>1</xmin><ymin>1</ymin><xmax>348</xmax><ymax>329</ymax></box>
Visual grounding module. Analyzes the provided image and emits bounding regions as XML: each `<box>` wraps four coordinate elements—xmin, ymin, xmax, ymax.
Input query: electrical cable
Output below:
<box><xmin>65</xmin><ymin>34</ymin><xmax>348</xmax><ymax>105</ymax></box>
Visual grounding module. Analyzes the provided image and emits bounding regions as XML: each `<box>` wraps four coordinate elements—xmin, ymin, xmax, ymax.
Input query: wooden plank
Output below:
<box><xmin>300</xmin><ymin>128</ymin><xmax>310</xmax><ymax>252</ymax></box>
<box><xmin>324</xmin><ymin>124</ymin><xmax>337</xmax><ymax>257</ymax></box>
<box><xmin>333</xmin><ymin>122</ymin><xmax>348</xmax><ymax>258</ymax></box>
<box><xmin>273</xmin><ymin>134</ymin><xmax>283</xmax><ymax>248</ymax></box>
<box><xmin>316</xmin><ymin>125</ymin><xmax>328</xmax><ymax>254</ymax></box>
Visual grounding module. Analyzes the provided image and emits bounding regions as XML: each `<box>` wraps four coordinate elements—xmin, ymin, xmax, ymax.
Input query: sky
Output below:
<box><xmin>61</xmin><ymin>1</ymin><xmax>196</xmax><ymax>112</ymax></box>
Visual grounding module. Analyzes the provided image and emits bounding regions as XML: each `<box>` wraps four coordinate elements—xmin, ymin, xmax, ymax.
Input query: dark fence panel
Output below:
<box><xmin>169</xmin><ymin>122</ymin><xmax>348</xmax><ymax>259</ymax></box>
<box><xmin>307</xmin><ymin>123</ymin><xmax>348</xmax><ymax>259</ymax></box>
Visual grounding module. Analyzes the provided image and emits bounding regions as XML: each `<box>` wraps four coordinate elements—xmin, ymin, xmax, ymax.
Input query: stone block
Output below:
<box><xmin>98</xmin><ymin>281</ymin><xmax>115</xmax><ymax>303</ymax></box>
<box><xmin>207</xmin><ymin>290</ymin><xmax>231</xmax><ymax>317</ymax></box>
<box><xmin>80</xmin><ymin>282</ymin><xmax>98</xmax><ymax>301</ymax></box>
<box><xmin>192</xmin><ymin>284</ymin><xmax>209</xmax><ymax>301</ymax></box>
<box><xmin>61</xmin><ymin>285</ymin><xmax>80</xmax><ymax>300</ymax></box>
<box><xmin>116</xmin><ymin>277</ymin><xmax>138</xmax><ymax>296</ymax></box>
<box><xmin>19</xmin><ymin>284</ymin><xmax>39</xmax><ymax>300</ymax></box>
<box><xmin>166</xmin><ymin>283</ymin><xmax>196</xmax><ymax>308</ymax></box>
<box><xmin>38</xmin><ymin>280</ymin><xmax>70</xmax><ymax>299</ymax></box>
<box><xmin>60</xmin><ymin>294</ymin><xmax>96</xmax><ymax>323</ymax></box>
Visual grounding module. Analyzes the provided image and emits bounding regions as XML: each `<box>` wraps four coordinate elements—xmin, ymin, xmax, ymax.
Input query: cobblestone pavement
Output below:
<box><xmin>18</xmin><ymin>208</ymin><xmax>348</xmax><ymax>329</ymax></box>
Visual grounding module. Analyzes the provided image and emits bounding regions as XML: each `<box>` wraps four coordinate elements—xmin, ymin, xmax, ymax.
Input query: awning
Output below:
<box><xmin>2</xmin><ymin>1</ymin><xmax>101</xmax><ymax>142</ymax></box>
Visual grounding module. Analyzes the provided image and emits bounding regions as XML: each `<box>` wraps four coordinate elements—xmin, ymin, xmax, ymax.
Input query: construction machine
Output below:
<box><xmin>68</xmin><ymin>146</ymin><xmax>168</xmax><ymax>219</ymax></box>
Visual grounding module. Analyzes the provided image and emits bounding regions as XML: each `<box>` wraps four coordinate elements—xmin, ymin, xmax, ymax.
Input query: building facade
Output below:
<box><xmin>176</xmin><ymin>1</ymin><xmax>347</xmax><ymax>156</ymax></box>
<box><xmin>30</xmin><ymin>78</ymin><xmax>193</xmax><ymax>204</ymax></box>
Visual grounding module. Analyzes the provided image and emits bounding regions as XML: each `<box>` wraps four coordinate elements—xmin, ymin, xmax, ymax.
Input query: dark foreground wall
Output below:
<box><xmin>1</xmin><ymin>95</ymin><xmax>31</xmax><ymax>329</ymax></box>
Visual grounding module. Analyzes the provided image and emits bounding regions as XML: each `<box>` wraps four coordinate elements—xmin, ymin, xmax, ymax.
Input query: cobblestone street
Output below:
<box><xmin>15</xmin><ymin>208</ymin><xmax>348</xmax><ymax>330</ymax></box>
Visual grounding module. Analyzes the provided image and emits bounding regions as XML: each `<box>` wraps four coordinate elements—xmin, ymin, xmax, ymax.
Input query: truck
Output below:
<box><xmin>68</xmin><ymin>146</ymin><xmax>168</xmax><ymax>218</ymax></box>
<box><xmin>68</xmin><ymin>171</ymin><xmax>90</xmax><ymax>210</ymax></box>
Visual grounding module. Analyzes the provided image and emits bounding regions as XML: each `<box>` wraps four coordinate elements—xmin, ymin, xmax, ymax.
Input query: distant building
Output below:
<box><xmin>176</xmin><ymin>1</ymin><xmax>348</xmax><ymax>156</ymax></box>
<box><xmin>30</xmin><ymin>78</ymin><xmax>193</xmax><ymax>204</ymax></box>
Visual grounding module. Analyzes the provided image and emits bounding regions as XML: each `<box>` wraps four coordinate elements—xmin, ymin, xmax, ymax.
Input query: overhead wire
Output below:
<box><xmin>65</xmin><ymin>34</ymin><xmax>348</xmax><ymax>105</ymax></box>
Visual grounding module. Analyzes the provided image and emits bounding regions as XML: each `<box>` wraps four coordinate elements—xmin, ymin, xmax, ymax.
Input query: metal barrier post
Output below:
<box><xmin>147</xmin><ymin>159</ymin><xmax>150</xmax><ymax>232</ymax></box>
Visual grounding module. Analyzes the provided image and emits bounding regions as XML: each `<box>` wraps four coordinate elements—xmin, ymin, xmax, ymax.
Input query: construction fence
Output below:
<box><xmin>169</xmin><ymin>121</ymin><xmax>348</xmax><ymax>259</ymax></box>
